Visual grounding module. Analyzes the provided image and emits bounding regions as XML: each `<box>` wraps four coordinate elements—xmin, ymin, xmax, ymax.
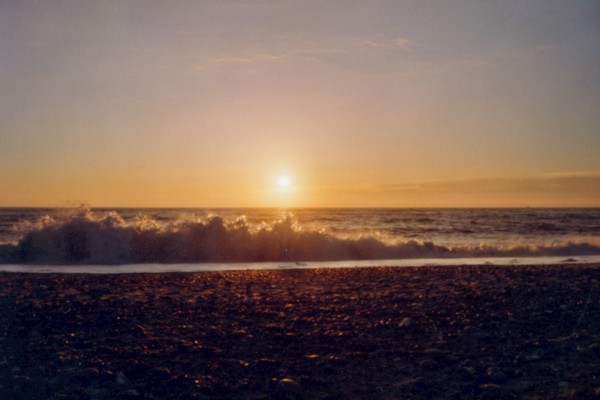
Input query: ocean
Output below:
<box><xmin>1</xmin><ymin>207</ymin><xmax>599</xmax><ymax>273</ymax></box>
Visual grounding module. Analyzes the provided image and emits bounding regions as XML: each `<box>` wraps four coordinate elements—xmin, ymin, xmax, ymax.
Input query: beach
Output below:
<box><xmin>1</xmin><ymin>265</ymin><xmax>600</xmax><ymax>399</ymax></box>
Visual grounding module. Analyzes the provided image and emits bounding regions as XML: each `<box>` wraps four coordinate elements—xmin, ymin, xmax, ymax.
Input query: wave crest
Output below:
<box><xmin>1</xmin><ymin>209</ymin><xmax>600</xmax><ymax>264</ymax></box>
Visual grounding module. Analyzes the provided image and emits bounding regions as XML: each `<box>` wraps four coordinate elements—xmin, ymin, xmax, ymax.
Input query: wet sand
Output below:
<box><xmin>1</xmin><ymin>264</ymin><xmax>600</xmax><ymax>399</ymax></box>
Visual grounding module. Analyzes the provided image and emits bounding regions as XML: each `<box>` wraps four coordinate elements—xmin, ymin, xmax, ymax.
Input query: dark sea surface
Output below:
<box><xmin>1</xmin><ymin>208</ymin><xmax>599</xmax><ymax>271</ymax></box>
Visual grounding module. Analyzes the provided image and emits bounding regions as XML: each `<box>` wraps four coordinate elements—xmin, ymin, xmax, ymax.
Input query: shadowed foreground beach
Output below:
<box><xmin>1</xmin><ymin>265</ymin><xmax>599</xmax><ymax>399</ymax></box>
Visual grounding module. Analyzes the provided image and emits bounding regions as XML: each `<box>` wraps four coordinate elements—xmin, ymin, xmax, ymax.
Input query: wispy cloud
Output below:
<box><xmin>209</xmin><ymin>56</ymin><xmax>254</xmax><ymax>65</ymax></box>
<box><xmin>195</xmin><ymin>53</ymin><xmax>284</xmax><ymax>71</ymax></box>
<box><xmin>376</xmin><ymin>175</ymin><xmax>600</xmax><ymax>194</ymax></box>
<box><xmin>542</xmin><ymin>171</ymin><xmax>600</xmax><ymax>179</ymax></box>
<box><xmin>353</xmin><ymin>35</ymin><xmax>412</xmax><ymax>51</ymax></box>
<box><xmin>195</xmin><ymin>34</ymin><xmax>413</xmax><ymax>73</ymax></box>
<box><xmin>304</xmin><ymin>175</ymin><xmax>600</xmax><ymax>207</ymax></box>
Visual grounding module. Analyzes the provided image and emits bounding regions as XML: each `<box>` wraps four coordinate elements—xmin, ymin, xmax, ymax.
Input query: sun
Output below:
<box><xmin>278</xmin><ymin>176</ymin><xmax>291</xmax><ymax>189</ymax></box>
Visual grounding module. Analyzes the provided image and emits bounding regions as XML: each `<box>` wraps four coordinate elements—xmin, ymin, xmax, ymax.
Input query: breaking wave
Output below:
<box><xmin>1</xmin><ymin>209</ymin><xmax>600</xmax><ymax>265</ymax></box>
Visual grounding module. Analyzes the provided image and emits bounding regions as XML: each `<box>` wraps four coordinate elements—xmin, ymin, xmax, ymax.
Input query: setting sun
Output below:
<box><xmin>278</xmin><ymin>176</ymin><xmax>291</xmax><ymax>189</ymax></box>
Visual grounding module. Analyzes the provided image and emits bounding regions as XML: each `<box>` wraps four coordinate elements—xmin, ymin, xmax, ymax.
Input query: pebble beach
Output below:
<box><xmin>1</xmin><ymin>264</ymin><xmax>600</xmax><ymax>399</ymax></box>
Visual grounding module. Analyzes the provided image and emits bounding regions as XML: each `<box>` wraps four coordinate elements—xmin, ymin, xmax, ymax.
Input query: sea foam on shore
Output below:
<box><xmin>1</xmin><ymin>255</ymin><xmax>600</xmax><ymax>274</ymax></box>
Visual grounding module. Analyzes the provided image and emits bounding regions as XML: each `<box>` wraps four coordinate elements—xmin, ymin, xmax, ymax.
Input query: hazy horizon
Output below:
<box><xmin>2</xmin><ymin>1</ymin><xmax>599</xmax><ymax>208</ymax></box>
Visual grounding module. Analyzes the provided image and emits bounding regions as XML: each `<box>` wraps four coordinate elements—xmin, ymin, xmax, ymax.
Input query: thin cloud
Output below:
<box><xmin>394</xmin><ymin>37</ymin><xmax>411</xmax><ymax>49</ymax></box>
<box><xmin>305</xmin><ymin>176</ymin><xmax>600</xmax><ymax>207</ymax></box>
<box><xmin>195</xmin><ymin>43</ymin><xmax>348</xmax><ymax>72</ymax></box>
<box><xmin>542</xmin><ymin>171</ymin><xmax>600</xmax><ymax>179</ymax></box>
<box><xmin>353</xmin><ymin>36</ymin><xmax>412</xmax><ymax>51</ymax></box>
<box><xmin>377</xmin><ymin>175</ymin><xmax>600</xmax><ymax>193</ymax></box>
<box><xmin>195</xmin><ymin>53</ymin><xmax>284</xmax><ymax>71</ymax></box>
<box><xmin>293</xmin><ymin>45</ymin><xmax>347</xmax><ymax>57</ymax></box>
<box><xmin>211</xmin><ymin>56</ymin><xmax>253</xmax><ymax>65</ymax></box>
<box><xmin>196</xmin><ymin>34</ymin><xmax>412</xmax><ymax>72</ymax></box>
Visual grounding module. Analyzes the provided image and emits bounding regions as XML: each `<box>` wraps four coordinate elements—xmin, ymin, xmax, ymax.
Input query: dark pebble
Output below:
<box><xmin>148</xmin><ymin>367</ymin><xmax>172</xmax><ymax>381</ymax></box>
<box><xmin>124</xmin><ymin>363</ymin><xmax>153</xmax><ymax>380</ymax></box>
<box><xmin>486</xmin><ymin>367</ymin><xmax>508</xmax><ymax>383</ymax></box>
<box><xmin>276</xmin><ymin>377</ymin><xmax>303</xmax><ymax>398</ymax></box>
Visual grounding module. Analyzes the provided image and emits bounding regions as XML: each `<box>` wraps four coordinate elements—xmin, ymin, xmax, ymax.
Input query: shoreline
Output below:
<box><xmin>2</xmin><ymin>254</ymin><xmax>600</xmax><ymax>274</ymax></box>
<box><xmin>1</xmin><ymin>264</ymin><xmax>600</xmax><ymax>399</ymax></box>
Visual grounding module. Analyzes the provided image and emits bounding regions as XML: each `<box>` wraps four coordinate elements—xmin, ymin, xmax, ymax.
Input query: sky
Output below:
<box><xmin>1</xmin><ymin>0</ymin><xmax>599</xmax><ymax>208</ymax></box>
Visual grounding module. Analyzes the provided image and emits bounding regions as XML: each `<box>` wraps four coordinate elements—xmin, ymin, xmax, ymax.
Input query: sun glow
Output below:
<box><xmin>271</xmin><ymin>174</ymin><xmax>298</xmax><ymax>207</ymax></box>
<box><xmin>278</xmin><ymin>176</ymin><xmax>291</xmax><ymax>189</ymax></box>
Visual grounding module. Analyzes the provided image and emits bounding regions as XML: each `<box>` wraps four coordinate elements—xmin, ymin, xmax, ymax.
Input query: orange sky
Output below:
<box><xmin>1</xmin><ymin>1</ymin><xmax>599</xmax><ymax>207</ymax></box>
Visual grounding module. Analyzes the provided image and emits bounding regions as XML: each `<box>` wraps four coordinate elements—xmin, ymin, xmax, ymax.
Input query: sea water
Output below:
<box><xmin>1</xmin><ymin>207</ymin><xmax>599</xmax><ymax>273</ymax></box>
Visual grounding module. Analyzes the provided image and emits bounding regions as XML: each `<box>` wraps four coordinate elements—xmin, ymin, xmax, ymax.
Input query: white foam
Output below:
<box><xmin>1</xmin><ymin>255</ymin><xmax>599</xmax><ymax>274</ymax></box>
